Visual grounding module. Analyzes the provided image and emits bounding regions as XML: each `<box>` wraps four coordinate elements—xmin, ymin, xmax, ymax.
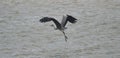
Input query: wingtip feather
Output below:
<box><xmin>40</xmin><ymin>17</ymin><xmax>52</xmax><ymax>23</ymax></box>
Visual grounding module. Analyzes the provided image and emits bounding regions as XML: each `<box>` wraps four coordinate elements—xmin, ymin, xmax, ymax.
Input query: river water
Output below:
<box><xmin>0</xmin><ymin>0</ymin><xmax>120</xmax><ymax>58</ymax></box>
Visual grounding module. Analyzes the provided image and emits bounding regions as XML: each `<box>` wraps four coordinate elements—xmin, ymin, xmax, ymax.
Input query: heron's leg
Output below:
<box><xmin>62</xmin><ymin>31</ymin><xmax>68</xmax><ymax>42</ymax></box>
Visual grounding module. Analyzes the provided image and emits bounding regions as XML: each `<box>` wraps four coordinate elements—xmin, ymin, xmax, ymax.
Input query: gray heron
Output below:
<box><xmin>40</xmin><ymin>15</ymin><xmax>77</xmax><ymax>42</ymax></box>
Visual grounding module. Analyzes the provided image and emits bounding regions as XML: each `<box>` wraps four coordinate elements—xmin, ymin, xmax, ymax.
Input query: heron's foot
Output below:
<box><xmin>50</xmin><ymin>24</ymin><xmax>57</xmax><ymax>30</ymax></box>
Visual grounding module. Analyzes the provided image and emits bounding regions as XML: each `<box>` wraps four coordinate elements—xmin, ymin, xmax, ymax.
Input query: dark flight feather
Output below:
<box><xmin>67</xmin><ymin>15</ymin><xmax>77</xmax><ymax>23</ymax></box>
<box><xmin>40</xmin><ymin>17</ymin><xmax>53</xmax><ymax>23</ymax></box>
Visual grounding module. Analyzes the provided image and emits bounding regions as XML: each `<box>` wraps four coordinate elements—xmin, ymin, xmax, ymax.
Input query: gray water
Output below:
<box><xmin>0</xmin><ymin>0</ymin><xmax>120</xmax><ymax>58</ymax></box>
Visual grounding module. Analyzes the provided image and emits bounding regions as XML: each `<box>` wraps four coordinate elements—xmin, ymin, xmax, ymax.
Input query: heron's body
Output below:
<box><xmin>40</xmin><ymin>15</ymin><xmax>77</xmax><ymax>42</ymax></box>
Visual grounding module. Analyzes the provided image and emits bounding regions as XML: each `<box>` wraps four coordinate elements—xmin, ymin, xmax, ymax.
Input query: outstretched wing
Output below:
<box><xmin>40</xmin><ymin>17</ymin><xmax>61</xmax><ymax>29</ymax></box>
<box><xmin>66</xmin><ymin>15</ymin><xmax>77</xmax><ymax>23</ymax></box>
<box><xmin>61</xmin><ymin>15</ymin><xmax>68</xmax><ymax>27</ymax></box>
<box><xmin>61</xmin><ymin>15</ymin><xmax>77</xmax><ymax>27</ymax></box>
<box><xmin>40</xmin><ymin>17</ymin><xmax>53</xmax><ymax>23</ymax></box>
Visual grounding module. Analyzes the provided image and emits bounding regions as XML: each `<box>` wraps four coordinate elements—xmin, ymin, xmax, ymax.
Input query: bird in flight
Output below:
<box><xmin>40</xmin><ymin>14</ymin><xmax>77</xmax><ymax>42</ymax></box>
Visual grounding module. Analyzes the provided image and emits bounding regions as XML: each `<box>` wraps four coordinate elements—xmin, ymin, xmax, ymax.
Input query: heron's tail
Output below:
<box><xmin>67</xmin><ymin>15</ymin><xmax>77</xmax><ymax>23</ymax></box>
<box><xmin>40</xmin><ymin>17</ymin><xmax>53</xmax><ymax>23</ymax></box>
